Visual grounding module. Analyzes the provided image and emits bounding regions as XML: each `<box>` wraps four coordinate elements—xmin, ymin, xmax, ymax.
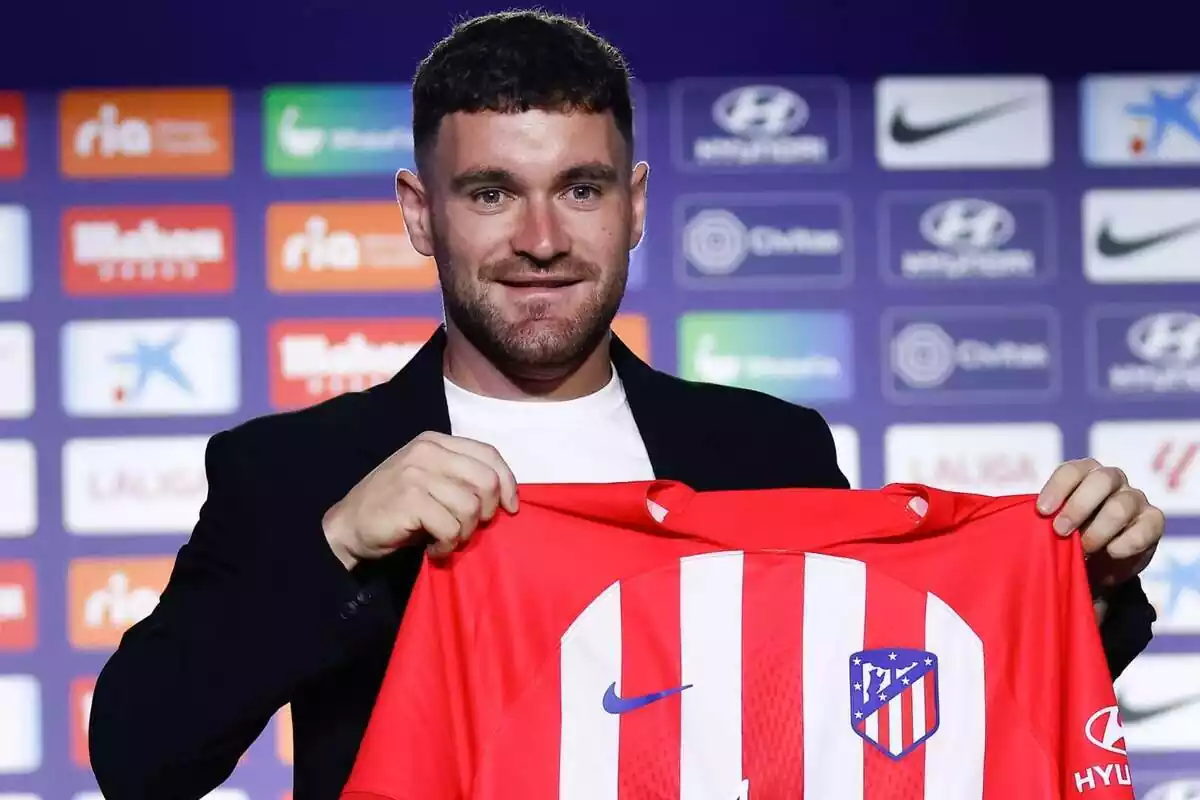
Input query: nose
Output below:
<box><xmin>510</xmin><ymin>197</ymin><xmax>570</xmax><ymax>264</ymax></box>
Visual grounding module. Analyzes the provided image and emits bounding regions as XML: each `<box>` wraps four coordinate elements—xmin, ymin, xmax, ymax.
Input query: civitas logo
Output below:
<box><xmin>682</xmin><ymin>208</ymin><xmax>844</xmax><ymax>276</ymax></box>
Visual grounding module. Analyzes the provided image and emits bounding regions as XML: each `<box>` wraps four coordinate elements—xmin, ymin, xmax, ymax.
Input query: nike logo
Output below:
<box><xmin>1118</xmin><ymin>695</ymin><xmax>1200</xmax><ymax>725</ymax></box>
<box><xmin>1096</xmin><ymin>218</ymin><xmax>1200</xmax><ymax>258</ymax></box>
<box><xmin>602</xmin><ymin>681</ymin><xmax>692</xmax><ymax>714</ymax></box>
<box><xmin>889</xmin><ymin>97</ymin><xmax>1029</xmax><ymax>145</ymax></box>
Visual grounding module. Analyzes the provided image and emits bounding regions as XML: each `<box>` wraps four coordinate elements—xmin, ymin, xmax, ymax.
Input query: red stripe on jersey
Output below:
<box><xmin>740</xmin><ymin>553</ymin><xmax>807</xmax><ymax>793</ymax></box>
<box><xmin>862</xmin><ymin>568</ymin><xmax>928</xmax><ymax>800</ymax></box>
<box><xmin>618</xmin><ymin>560</ymin><xmax>682</xmax><ymax>798</ymax></box>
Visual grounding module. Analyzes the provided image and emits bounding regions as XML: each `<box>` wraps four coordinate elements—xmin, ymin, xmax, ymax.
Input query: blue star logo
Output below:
<box><xmin>110</xmin><ymin>331</ymin><xmax>193</xmax><ymax>401</ymax></box>
<box><xmin>1124</xmin><ymin>82</ymin><xmax>1200</xmax><ymax>156</ymax></box>
<box><xmin>1147</xmin><ymin>553</ymin><xmax>1200</xmax><ymax>617</ymax></box>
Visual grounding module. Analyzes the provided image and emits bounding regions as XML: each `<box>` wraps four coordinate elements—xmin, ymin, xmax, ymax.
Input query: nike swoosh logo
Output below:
<box><xmin>889</xmin><ymin>97</ymin><xmax>1029</xmax><ymax>145</ymax></box>
<box><xmin>1096</xmin><ymin>218</ymin><xmax>1200</xmax><ymax>257</ymax></box>
<box><xmin>602</xmin><ymin>681</ymin><xmax>692</xmax><ymax>714</ymax></box>
<box><xmin>1118</xmin><ymin>695</ymin><xmax>1200</xmax><ymax>725</ymax></box>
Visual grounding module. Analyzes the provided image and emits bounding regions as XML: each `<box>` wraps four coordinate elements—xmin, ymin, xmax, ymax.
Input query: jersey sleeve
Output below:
<box><xmin>1016</xmin><ymin>521</ymin><xmax>1135</xmax><ymax>798</ymax></box>
<box><xmin>339</xmin><ymin>556</ymin><xmax>475</xmax><ymax>800</ymax></box>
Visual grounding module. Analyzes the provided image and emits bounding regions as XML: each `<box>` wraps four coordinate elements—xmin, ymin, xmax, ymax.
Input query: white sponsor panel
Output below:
<box><xmin>0</xmin><ymin>675</ymin><xmax>40</xmax><ymax>774</ymax></box>
<box><xmin>1083</xmin><ymin>190</ymin><xmax>1200</xmax><ymax>283</ymax></box>
<box><xmin>0</xmin><ymin>322</ymin><xmax>33</xmax><ymax>418</ymax></box>
<box><xmin>1114</xmin><ymin>654</ymin><xmax>1200</xmax><ymax>752</ymax></box>
<box><xmin>1089</xmin><ymin>420</ymin><xmax>1200</xmax><ymax>515</ymax></box>
<box><xmin>884</xmin><ymin>422</ymin><xmax>1062</xmax><ymax>496</ymax></box>
<box><xmin>1081</xmin><ymin>74</ymin><xmax>1200</xmax><ymax>166</ymax></box>
<box><xmin>0</xmin><ymin>205</ymin><xmax>30</xmax><ymax>301</ymax></box>
<box><xmin>829</xmin><ymin>424</ymin><xmax>860</xmax><ymax>489</ymax></box>
<box><xmin>876</xmin><ymin>76</ymin><xmax>1052</xmax><ymax>169</ymax></box>
<box><xmin>1137</xmin><ymin>537</ymin><xmax>1200</xmax><ymax>635</ymax></box>
<box><xmin>61</xmin><ymin>318</ymin><xmax>239</xmax><ymax>417</ymax></box>
<box><xmin>63</xmin><ymin>436</ymin><xmax>209</xmax><ymax>535</ymax></box>
<box><xmin>0</xmin><ymin>440</ymin><xmax>36</xmax><ymax>538</ymax></box>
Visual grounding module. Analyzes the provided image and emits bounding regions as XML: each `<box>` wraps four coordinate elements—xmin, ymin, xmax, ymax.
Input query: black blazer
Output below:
<box><xmin>88</xmin><ymin>328</ymin><xmax>1155</xmax><ymax>800</ymax></box>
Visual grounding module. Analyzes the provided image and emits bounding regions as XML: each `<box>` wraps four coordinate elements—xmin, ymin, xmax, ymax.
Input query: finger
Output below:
<box><xmin>411</xmin><ymin>492</ymin><xmax>466</xmax><ymax>559</ymax></box>
<box><xmin>1052</xmin><ymin>465</ymin><xmax>1125</xmax><ymax>536</ymax></box>
<box><xmin>1105</xmin><ymin>506</ymin><xmax>1164</xmax><ymax>561</ymax></box>
<box><xmin>432</xmin><ymin>436</ymin><xmax>519</xmax><ymax>513</ymax></box>
<box><xmin>424</xmin><ymin>474</ymin><xmax>484</xmax><ymax>541</ymax></box>
<box><xmin>1077</xmin><ymin>487</ymin><xmax>1143</xmax><ymax>554</ymax></box>
<box><xmin>1036</xmin><ymin>458</ymin><xmax>1097</xmax><ymax>515</ymax></box>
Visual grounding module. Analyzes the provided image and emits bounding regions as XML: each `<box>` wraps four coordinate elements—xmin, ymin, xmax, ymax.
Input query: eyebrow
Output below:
<box><xmin>448</xmin><ymin>161</ymin><xmax>620</xmax><ymax>193</ymax></box>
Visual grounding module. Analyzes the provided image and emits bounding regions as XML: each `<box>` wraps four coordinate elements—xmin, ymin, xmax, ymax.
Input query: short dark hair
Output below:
<box><xmin>411</xmin><ymin>10</ymin><xmax>635</xmax><ymax>166</ymax></box>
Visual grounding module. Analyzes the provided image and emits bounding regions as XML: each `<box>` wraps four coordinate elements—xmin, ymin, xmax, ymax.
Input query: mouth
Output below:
<box><xmin>495</xmin><ymin>277</ymin><xmax>584</xmax><ymax>289</ymax></box>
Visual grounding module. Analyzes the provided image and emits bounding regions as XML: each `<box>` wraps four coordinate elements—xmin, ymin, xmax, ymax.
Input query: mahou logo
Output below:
<box><xmin>62</xmin><ymin>205</ymin><xmax>236</xmax><ymax>295</ymax></box>
<box><xmin>59</xmin><ymin>89</ymin><xmax>232</xmax><ymax>177</ymax></box>
<box><xmin>0</xmin><ymin>92</ymin><xmax>26</xmax><ymax>179</ymax></box>
<box><xmin>269</xmin><ymin>318</ymin><xmax>441</xmax><ymax>409</ymax></box>
<box><xmin>266</xmin><ymin>202</ymin><xmax>436</xmax><ymax>292</ymax></box>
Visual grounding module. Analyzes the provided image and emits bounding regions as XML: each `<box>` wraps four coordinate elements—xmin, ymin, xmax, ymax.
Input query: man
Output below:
<box><xmin>88</xmin><ymin>10</ymin><xmax>1164</xmax><ymax>800</ymax></box>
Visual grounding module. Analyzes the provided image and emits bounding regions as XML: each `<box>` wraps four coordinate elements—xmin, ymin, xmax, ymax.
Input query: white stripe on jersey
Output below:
<box><xmin>802</xmin><ymin>553</ymin><xmax>868</xmax><ymax>799</ymax></box>
<box><xmin>680</xmin><ymin>552</ymin><xmax>744</xmax><ymax>799</ymax></box>
<box><xmin>560</xmin><ymin>580</ymin><xmax>622</xmax><ymax>800</ymax></box>
<box><xmin>923</xmin><ymin>592</ymin><xmax>986</xmax><ymax>800</ymax></box>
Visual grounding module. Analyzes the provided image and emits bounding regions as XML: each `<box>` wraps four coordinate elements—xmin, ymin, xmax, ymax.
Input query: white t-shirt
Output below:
<box><xmin>443</xmin><ymin>369</ymin><xmax>655</xmax><ymax>484</ymax></box>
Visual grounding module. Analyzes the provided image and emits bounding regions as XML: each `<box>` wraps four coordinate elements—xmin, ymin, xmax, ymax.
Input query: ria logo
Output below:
<box><xmin>712</xmin><ymin>85</ymin><xmax>808</xmax><ymax>139</ymax></box>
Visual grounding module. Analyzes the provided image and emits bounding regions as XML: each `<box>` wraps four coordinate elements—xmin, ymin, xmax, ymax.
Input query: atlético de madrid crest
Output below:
<box><xmin>849</xmin><ymin>647</ymin><xmax>941</xmax><ymax>759</ymax></box>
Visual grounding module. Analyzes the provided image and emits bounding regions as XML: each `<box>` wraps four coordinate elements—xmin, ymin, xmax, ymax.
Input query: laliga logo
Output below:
<box><xmin>1085</xmin><ymin>705</ymin><xmax>1127</xmax><ymax>755</ymax></box>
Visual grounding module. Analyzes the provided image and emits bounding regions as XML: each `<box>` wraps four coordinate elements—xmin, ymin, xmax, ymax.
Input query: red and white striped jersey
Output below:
<box><xmin>341</xmin><ymin>481</ymin><xmax>1134</xmax><ymax>800</ymax></box>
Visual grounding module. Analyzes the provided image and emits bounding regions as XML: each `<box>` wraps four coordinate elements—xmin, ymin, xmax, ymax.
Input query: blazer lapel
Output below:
<box><xmin>611</xmin><ymin>335</ymin><xmax>720</xmax><ymax>487</ymax></box>
<box><xmin>353</xmin><ymin>326</ymin><xmax>453</xmax><ymax>469</ymax></box>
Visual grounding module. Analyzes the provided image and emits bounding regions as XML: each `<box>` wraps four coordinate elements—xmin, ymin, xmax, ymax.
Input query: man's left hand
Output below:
<box><xmin>1036</xmin><ymin>458</ymin><xmax>1165</xmax><ymax>624</ymax></box>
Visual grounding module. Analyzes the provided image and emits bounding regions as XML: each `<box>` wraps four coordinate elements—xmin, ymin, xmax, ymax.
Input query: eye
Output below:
<box><xmin>568</xmin><ymin>185</ymin><xmax>600</xmax><ymax>202</ymax></box>
<box><xmin>472</xmin><ymin>189</ymin><xmax>506</xmax><ymax>207</ymax></box>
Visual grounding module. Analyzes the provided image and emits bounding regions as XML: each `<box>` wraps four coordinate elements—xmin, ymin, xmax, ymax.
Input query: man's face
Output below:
<box><xmin>398</xmin><ymin>109</ymin><xmax>648</xmax><ymax>372</ymax></box>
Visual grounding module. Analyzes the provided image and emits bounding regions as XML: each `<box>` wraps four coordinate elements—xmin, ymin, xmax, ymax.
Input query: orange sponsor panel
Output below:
<box><xmin>70</xmin><ymin>676</ymin><xmax>97</xmax><ymax>767</ymax></box>
<box><xmin>0</xmin><ymin>91</ymin><xmax>27</xmax><ymax>179</ymax></box>
<box><xmin>62</xmin><ymin>205</ymin><xmax>236</xmax><ymax>295</ymax></box>
<box><xmin>59</xmin><ymin>88</ymin><xmax>232</xmax><ymax>178</ymax></box>
<box><xmin>266</xmin><ymin>202</ymin><xmax>437</xmax><ymax>292</ymax></box>
<box><xmin>612</xmin><ymin>313</ymin><xmax>651</xmax><ymax>364</ymax></box>
<box><xmin>67</xmin><ymin>556</ymin><xmax>175</xmax><ymax>649</ymax></box>
<box><xmin>277</xmin><ymin>704</ymin><xmax>293</xmax><ymax>765</ymax></box>
<box><xmin>269</xmin><ymin>318</ymin><xmax>441</xmax><ymax>409</ymax></box>
<box><xmin>0</xmin><ymin>560</ymin><xmax>36</xmax><ymax>651</ymax></box>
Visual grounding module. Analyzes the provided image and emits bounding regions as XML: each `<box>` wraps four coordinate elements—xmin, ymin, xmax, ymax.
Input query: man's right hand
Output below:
<box><xmin>322</xmin><ymin>431</ymin><xmax>519</xmax><ymax>570</ymax></box>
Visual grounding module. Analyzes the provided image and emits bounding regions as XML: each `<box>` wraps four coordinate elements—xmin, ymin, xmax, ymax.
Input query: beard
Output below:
<box><xmin>436</xmin><ymin>241</ymin><xmax>627</xmax><ymax>375</ymax></box>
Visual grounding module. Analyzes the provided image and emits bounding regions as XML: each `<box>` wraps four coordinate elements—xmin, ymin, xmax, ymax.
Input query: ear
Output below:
<box><xmin>396</xmin><ymin>168</ymin><xmax>434</xmax><ymax>257</ymax></box>
<box><xmin>628</xmin><ymin>161</ymin><xmax>649</xmax><ymax>250</ymax></box>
